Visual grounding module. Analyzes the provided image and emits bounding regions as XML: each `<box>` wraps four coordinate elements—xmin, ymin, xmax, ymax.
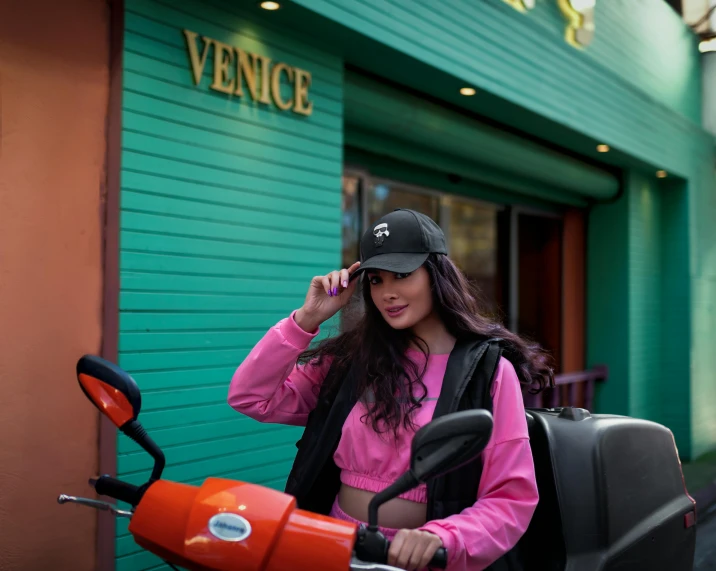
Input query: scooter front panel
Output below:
<box><xmin>266</xmin><ymin>508</ymin><xmax>357</xmax><ymax>571</ymax></box>
<box><xmin>184</xmin><ymin>478</ymin><xmax>296</xmax><ymax>571</ymax></box>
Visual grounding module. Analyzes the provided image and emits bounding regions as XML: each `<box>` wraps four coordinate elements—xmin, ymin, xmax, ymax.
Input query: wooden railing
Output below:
<box><xmin>523</xmin><ymin>365</ymin><xmax>609</xmax><ymax>411</ymax></box>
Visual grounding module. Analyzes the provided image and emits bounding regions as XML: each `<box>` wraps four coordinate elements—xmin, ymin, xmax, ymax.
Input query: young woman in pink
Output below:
<box><xmin>228</xmin><ymin>209</ymin><xmax>553</xmax><ymax>571</ymax></box>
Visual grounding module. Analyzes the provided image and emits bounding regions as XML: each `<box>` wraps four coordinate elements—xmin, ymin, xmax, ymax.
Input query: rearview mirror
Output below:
<box><xmin>411</xmin><ymin>409</ymin><xmax>493</xmax><ymax>482</ymax></box>
<box><xmin>77</xmin><ymin>355</ymin><xmax>141</xmax><ymax>429</ymax></box>
<box><xmin>366</xmin><ymin>409</ymin><xmax>493</xmax><ymax>528</ymax></box>
<box><xmin>76</xmin><ymin>355</ymin><xmax>165</xmax><ymax>483</ymax></box>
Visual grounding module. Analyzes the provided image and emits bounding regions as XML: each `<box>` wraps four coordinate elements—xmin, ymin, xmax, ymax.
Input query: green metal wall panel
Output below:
<box><xmin>588</xmin><ymin>173</ymin><xmax>692</xmax><ymax>457</ymax></box>
<box><xmin>628</xmin><ymin>172</ymin><xmax>664</xmax><ymax>424</ymax></box>
<box><xmin>522</xmin><ymin>0</ymin><xmax>702</xmax><ymax>124</ymax></box>
<box><xmin>588</xmin><ymin>188</ymin><xmax>630</xmax><ymax>418</ymax></box>
<box><xmin>117</xmin><ymin>0</ymin><xmax>342</xmax><ymax>569</ymax></box>
<box><xmin>690</xmin><ymin>163</ymin><xmax>716</xmax><ymax>457</ymax></box>
<box><xmin>660</xmin><ymin>180</ymin><xmax>691</xmax><ymax>457</ymax></box>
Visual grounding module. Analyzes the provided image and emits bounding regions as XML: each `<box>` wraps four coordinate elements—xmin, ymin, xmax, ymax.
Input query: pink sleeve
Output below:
<box><xmin>419</xmin><ymin>358</ymin><xmax>538</xmax><ymax>571</ymax></box>
<box><xmin>227</xmin><ymin>310</ymin><xmax>332</xmax><ymax>427</ymax></box>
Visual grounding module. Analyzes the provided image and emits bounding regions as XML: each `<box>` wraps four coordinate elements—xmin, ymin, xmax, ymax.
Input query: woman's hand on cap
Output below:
<box><xmin>295</xmin><ymin>261</ymin><xmax>361</xmax><ymax>332</ymax></box>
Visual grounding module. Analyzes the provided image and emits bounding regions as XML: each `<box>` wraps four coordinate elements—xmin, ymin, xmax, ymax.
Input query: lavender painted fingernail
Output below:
<box><xmin>328</xmin><ymin>290</ymin><xmax>333</xmax><ymax>297</ymax></box>
<box><xmin>342</xmin><ymin>281</ymin><xmax>348</xmax><ymax>288</ymax></box>
<box><xmin>333</xmin><ymin>287</ymin><xmax>338</xmax><ymax>296</ymax></box>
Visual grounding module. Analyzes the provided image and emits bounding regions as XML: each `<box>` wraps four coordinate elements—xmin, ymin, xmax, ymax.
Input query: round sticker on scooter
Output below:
<box><xmin>208</xmin><ymin>513</ymin><xmax>252</xmax><ymax>542</ymax></box>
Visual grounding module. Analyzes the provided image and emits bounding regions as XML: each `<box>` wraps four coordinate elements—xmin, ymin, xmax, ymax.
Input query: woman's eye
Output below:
<box><xmin>369</xmin><ymin>276</ymin><xmax>381</xmax><ymax>285</ymax></box>
<box><xmin>395</xmin><ymin>272</ymin><xmax>412</xmax><ymax>279</ymax></box>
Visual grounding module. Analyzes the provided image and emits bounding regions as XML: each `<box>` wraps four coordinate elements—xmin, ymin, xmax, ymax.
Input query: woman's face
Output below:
<box><xmin>367</xmin><ymin>267</ymin><xmax>434</xmax><ymax>330</ymax></box>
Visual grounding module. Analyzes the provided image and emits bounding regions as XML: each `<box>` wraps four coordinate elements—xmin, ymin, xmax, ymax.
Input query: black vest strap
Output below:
<box><xmin>431</xmin><ymin>338</ymin><xmax>500</xmax><ymax>420</ymax></box>
<box><xmin>426</xmin><ymin>338</ymin><xmax>502</xmax><ymax>521</ymax></box>
<box><xmin>284</xmin><ymin>363</ymin><xmax>358</xmax><ymax>514</ymax></box>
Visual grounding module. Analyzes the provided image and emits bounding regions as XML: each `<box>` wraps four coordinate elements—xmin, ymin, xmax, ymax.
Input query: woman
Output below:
<box><xmin>228</xmin><ymin>208</ymin><xmax>553</xmax><ymax>571</ymax></box>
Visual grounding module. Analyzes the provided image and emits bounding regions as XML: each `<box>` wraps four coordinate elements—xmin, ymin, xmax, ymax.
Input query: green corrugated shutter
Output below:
<box><xmin>344</xmin><ymin>71</ymin><xmax>619</xmax><ymax>205</ymax></box>
<box><xmin>116</xmin><ymin>1</ymin><xmax>342</xmax><ymax>569</ymax></box>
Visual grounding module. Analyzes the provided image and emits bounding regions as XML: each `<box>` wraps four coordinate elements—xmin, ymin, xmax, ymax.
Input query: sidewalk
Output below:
<box><xmin>683</xmin><ymin>450</ymin><xmax>716</xmax><ymax>516</ymax></box>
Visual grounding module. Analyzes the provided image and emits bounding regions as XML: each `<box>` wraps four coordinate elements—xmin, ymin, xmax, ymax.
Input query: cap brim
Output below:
<box><xmin>350</xmin><ymin>252</ymin><xmax>429</xmax><ymax>281</ymax></box>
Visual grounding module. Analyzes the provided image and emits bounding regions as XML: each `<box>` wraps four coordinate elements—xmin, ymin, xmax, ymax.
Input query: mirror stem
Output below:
<box><xmin>367</xmin><ymin>471</ymin><xmax>419</xmax><ymax>530</ymax></box>
<box><xmin>121</xmin><ymin>420</ymin><xmax>166</xmax><ymax>482</ymax></box>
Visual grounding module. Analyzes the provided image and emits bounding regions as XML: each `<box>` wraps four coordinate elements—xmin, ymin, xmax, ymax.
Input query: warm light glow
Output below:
<box><xmin>460</xmin><ymin>87</ymin><xmax>476</xmax><ymax>96</ymax></box>
<box><xmin>699</xmin><ymin>38</ymin><xmax>716</xmax><ymax>53</ymax></box>
<box><xmin>597</xmin><ymin>144</ymin><xmax>610</xmax><ymax>153</ymax></box>
<box><xmin>656</xmin><ymin>170</ymin><xmax>668</xmax><ymax>179</ymax></box>
<box><xmin>260</xmin><ymin>1</ymin><xmax>280</xmax><ymax>10</ymax></box>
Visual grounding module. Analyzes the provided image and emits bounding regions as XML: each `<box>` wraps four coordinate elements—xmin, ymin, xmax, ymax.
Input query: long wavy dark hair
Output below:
<box><xmin>298</xmin><ymin>254</ymin><xmax>554</xmax><ymax>435</ymax></box>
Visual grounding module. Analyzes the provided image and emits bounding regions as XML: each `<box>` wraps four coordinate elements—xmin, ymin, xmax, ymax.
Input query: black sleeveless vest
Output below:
<box><xmin>284</xmin><ymin>337</ymin><xmax>525</xmax><ymax>570</ymax></box>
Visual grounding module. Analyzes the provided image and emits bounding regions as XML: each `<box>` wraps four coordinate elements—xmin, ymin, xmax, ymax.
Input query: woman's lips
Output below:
<box><xmin>385</xmin><ymin>305</ymin><xmax>408</xmax><ymax>318</ymax></box>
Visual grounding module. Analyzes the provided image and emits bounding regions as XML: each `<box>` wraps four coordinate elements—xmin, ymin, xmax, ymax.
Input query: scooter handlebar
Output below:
<box><xmin>427</xmin><ymin>546</ymin><xmax>448</xmax><ymax>569</ymax></box>
<box><xmin>92</xmin><ymin>475</ymin><xmax>142</xmax><ymax>506</ymax></box>
<box><xmin>355</xmin><ymin>525</ymin><xmax>447</xmax><ymax>569</ymax></box>
<box><xmin>383</xmin><ymin>543</ymin><xmax>447</xmax><ymax>569</ymax></box>
<box><xmin>349</xmin><ymin>545</ymin><xmax>447</xmax><ymax>571</ymax></box>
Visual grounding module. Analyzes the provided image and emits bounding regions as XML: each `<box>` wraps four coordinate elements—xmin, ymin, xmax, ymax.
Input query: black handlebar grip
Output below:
<box><xmin>381</xmin><ymin>541</ymin><xmax>447</xmax><ymax>569</ymax></box>
<box><xmin>93</xmin><ymin>475</ymin><xmax>141</xmax><ymax>506</ymax></box>
<box><xmin>355</xmin><ymin>526</ymin><xmax>447</xmax><ymax>569</ymax></box>
<box><xmin>429</xmin><ymin>547</ymin><xmax>448</xmax><ymax>569</ymax></box>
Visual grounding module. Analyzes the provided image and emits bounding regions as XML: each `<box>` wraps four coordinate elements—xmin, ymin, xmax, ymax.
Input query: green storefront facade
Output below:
<box><xmin>112</xmin><ymin>0</ymin><xmax>716</xmax><ymax>569</ymax></box>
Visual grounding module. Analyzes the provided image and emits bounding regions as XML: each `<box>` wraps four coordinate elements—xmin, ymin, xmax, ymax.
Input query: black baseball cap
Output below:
<box><xmin>350</xmin><ymin>209</ymin><xmax>448</xmax><ymax>280</ymax></box>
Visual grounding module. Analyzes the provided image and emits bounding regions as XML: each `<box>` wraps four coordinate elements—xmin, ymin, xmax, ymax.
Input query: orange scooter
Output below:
<box><xmin>58</xmin><ymin>355</ymin><xmax>494</xmax><ymax>571</ymax></box>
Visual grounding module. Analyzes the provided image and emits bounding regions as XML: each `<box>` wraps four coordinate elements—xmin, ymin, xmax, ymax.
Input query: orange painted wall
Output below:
<box><xmin>0</xmin><ymin>0</ymin><xmax>109</xmax><ymax>569</ymax></box>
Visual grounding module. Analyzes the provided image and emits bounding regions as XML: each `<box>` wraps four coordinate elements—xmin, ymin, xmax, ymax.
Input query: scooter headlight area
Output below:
<box><xmin>58</xmin><ymin>354</ymin><xmax>697</xmax><ymax>571</ymax></box>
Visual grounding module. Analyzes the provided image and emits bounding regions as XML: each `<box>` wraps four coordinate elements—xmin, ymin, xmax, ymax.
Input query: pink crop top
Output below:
<box><xmin>228</xmin><ymin>311</ymin><xmax>538</xmax><ymax>571</ymax></box>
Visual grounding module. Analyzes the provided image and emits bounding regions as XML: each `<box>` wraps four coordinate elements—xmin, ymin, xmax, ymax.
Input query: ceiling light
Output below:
<box><xmin>260</xmin><ymin>1</ymin><xmax>281</xmax><ymax>10</ymax></box>
<box><xmin>460</xmin><ymin>87</ymin><xmax>476</xmax><ymax>96</ymax></box>
<box><xmin>656</xmin><ymin>170</ymin><xmax>668</xmax><ymax>178</ymax></box>
<box><xmin>596</xmin><ymin>144</ymin><xmax>610</xmax><ymax>153</ymax></box>
<box><xmin>699</xmin><ymin>38</ymin><xmax>716</xmax><ymax>53</ymax></box>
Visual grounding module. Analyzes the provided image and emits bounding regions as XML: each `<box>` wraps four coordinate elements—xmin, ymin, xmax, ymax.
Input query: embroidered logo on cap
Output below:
<box><xmin>373</xmin><ymin>223</ymin><xmax>390</xmax><ymax>247</ymax></box>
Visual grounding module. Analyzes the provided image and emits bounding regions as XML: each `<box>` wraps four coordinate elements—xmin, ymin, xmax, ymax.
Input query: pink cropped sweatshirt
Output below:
<box><xmin>228</xmin><ymin>311</ymin><xmax>538</xmax><ymax>571</ymax></box>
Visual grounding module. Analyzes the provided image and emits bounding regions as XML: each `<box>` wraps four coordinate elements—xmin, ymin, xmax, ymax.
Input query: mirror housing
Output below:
<box><xmin>77</xmin><ymin>355</ymin><xmax>141</xmax><ymax>428</ymax></box>
<box><xmin>411</xmin><ymin>408</ymin><xmax>493</xmax><ymax>482</ymax></box>
<box><xmin>366</xmin><ymin>409</ymin><xmax>493</xmax><ymax>528</ymax></box>
<box><xmin>76</xmin><ymin>355</ymin><xmax>165</xmax><ymax>483</ymax></box>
